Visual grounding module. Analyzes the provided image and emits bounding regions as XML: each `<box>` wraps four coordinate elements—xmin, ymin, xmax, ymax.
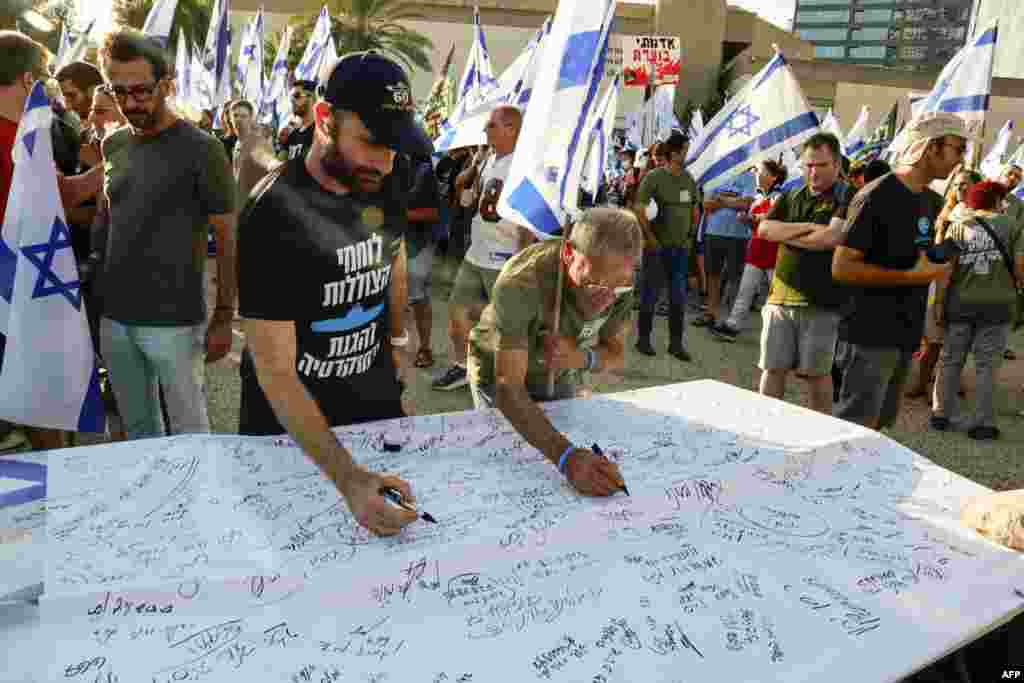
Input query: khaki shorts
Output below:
<box><xmin>450</xmin><ymin>261</ymin><xmax>500</xmax><ymax>310</ymax></box>
<box><xmin>759</xmin><ymin>304</ymin><xmax>839</xmax><ymax>376</ymax></box>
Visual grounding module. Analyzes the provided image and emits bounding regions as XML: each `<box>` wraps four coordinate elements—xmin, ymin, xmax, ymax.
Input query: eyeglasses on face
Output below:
<box><xmin>101</xmin><ymin>81</ymin><xmax>161</xmax><ymax>102</ymax></box>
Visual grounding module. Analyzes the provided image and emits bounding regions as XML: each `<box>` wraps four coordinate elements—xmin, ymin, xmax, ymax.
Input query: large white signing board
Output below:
<box><xmin>20</xmin><ymin>381</ymin><xmax>1024</xmax><ymax>682</ymax></box>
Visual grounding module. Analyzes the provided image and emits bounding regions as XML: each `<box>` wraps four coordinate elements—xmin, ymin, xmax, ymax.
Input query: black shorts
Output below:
<box><xmin>704</xmin><ymin>235</ymin><xmax>747</xmax><ymax>280</ymax></box>
<box><xmin>238</xmin><ymin>349</ymin><xmax>404</xmax><ymax>436</ymax></box>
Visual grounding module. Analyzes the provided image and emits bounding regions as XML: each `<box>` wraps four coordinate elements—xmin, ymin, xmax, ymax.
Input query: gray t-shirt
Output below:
<box><xmin>101</xmin><ymin>120</ymin><xmax>236</xmax><ymax>325</ymax></box>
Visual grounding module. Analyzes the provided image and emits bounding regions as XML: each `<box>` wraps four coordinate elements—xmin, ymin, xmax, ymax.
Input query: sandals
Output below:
<box><xmin>414</xmin><ymin>348</ymin><xmax>434</xmax><ymax>369</ymax></box>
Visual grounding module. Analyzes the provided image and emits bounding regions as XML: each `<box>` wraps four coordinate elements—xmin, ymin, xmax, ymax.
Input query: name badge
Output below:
<box><xmin>680</xmin><ymin>190</ymin><xmax>691</xmax><ymax>203</ymax></box>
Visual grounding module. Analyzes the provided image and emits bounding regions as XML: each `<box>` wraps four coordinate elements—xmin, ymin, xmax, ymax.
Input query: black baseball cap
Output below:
<box><xmin>320</xmin><ymin>51</ymin><xmax>433</xmax><ymax>159</ymax></box>
<box><xmin>292</xmin><ymin>79</ymin><xmax>318</xmax><ymax>93</ymax></box>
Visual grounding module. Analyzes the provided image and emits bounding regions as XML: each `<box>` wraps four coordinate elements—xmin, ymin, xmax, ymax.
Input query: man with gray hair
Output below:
<box><xmin>832</xmin><ymin>112</ymin><xmax>964</xmax><ymax>431</ymax></box>
<box><xmin>467</xmin><ymin>208</ymin><xmax>638</xmax><ymax>497</ymax></box>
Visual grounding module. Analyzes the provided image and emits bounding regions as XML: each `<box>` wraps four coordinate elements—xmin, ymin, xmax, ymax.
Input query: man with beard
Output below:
<box><xmin>283</xmin><ymin>79</ymin><xmax>317</xmax><ymax>161</ymax></box>
<box><xmin>97</xmin><ymin>30</ymin><xmax>237</xmax><ymax>439</ymax></box>
<box><xmin>467</xmin><ymin>208</ymin><xmax>637</xmax><ymax>497</ymax></box>
<box><xmin>832</xmin><ymin>113</ymin><xmax>965</xmax><ymax>431</ymax></box>
<box><xmin>237</xmin><ymin>51</ymin><xmax>433</xmax><ymax>537</ymax></box>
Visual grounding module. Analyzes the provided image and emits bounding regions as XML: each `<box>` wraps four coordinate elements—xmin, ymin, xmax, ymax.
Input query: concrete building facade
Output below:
<box><xmin>229</xmin><ymin>0</ymin><xmax>1022</xmax><ymax>151</ymax></box>
<box><xmin>792</xmin><ymin>0</ymin><xmax>973</xmax><ymax>71</ymax></box>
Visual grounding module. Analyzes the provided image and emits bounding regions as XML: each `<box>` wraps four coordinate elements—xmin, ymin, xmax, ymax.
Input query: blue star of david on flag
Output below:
<box><xmin>20</xmin><ymin>216</ymin><xmax>82</xmax><ymax>310</ymax></box>
<box><xmin>724</xmin><ymin>105</ymin><xmax>760</xmax><ymax>138</ymax></box>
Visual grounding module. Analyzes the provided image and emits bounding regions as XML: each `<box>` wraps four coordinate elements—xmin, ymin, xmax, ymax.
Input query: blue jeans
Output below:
<box><xmin>639</xmin><ymin>247</ymin><xmax>689</xmax><ymax>313</ymax></box>
<box><xmin>101</xmin><ymin>318</ymin><xmax>210</xmax><ymax>439</ymax></box>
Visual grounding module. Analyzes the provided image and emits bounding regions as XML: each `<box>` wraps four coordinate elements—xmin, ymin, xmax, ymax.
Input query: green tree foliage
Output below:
<box><xmin>113</xmin><ymin>0</ymin><xmax>212</xmax><ymax>47</ymax></box>
<box><xmin>268</xmin><ymin>0</ymin><xmax>433</xmax><ymax>77</ymax></box>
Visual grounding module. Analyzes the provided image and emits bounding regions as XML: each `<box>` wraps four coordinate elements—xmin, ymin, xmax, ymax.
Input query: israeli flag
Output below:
<box><xmin>191</xmin><ymin>40</ymin><xmax>211</xmax><ymax>111</ymax></box>
<box><xmin>688</xmin><ymin>107</ymin><xmax>704</xmax><ymax>141</ymax></box>
<box><xmin>295</xmin><ymin>7</ymin><xmax>332</xmax><ymax>84</ymax></box>
<box><xmin>624</xmin><ymin>109</ymin><xmax>642</xmax><ymax>150</ymax></box>
<box><xmin>0</xmin><ymin>83</ymin><xmax>104</xmax><ymax>432</ymax></box>
<box><xmin>498</xmin><ymin>0</ymin><xmax>617</xmax><ymax>239</ymax></box>
<box><xmin>919</xmin><ymin>22</ymin><xmax>997</xmax><ymax>124</ymax></box>
<box><xmin>142</xmin><ymin>0</ymin><xmax>179</xmax><ymax>47</ymax></box>
<box><xmin>237</xmin><ymin>8</ymin><xmax>265</xmax><ymax>110</ymax></box>
<box><xmin>581</xmin><ymin>75</ymin><xmax>620</xmax><ymax>198</ymax></box>
<box><xmin>450</xmin><ymin>6</ymin><xmax>499</xmax><ymax>123</ymax></box>
<box><xmin>55</xmin><ymin>22</ymin><xmax>72</xmax><ymax>68</ymax></box>
<box><xmin>434</xmin><ymin>18</ymin><xmax>550</xmax><ymax>154</ymax></box>
<box><xmin>890</xmin><ymin>22</ymin><xmax>998</xmax><ymax>156</ymax></box>
<box><xmin>263</xmin><ymin>26</ymin><xmax>293</xmax><ymax>129</ymax></box>
<box><xmin>686</xmin><ymin>50</ymin><xmax>819</xmax><ymax>194</ymax></box>
<box><xmin>202</xmin><ymin>0</ymin><xmax>232</xmax><ymax>107</ymax></box>
<box><xmin>322</xmin><ymin>33</ymin><xmax>339</xmax><ymax>83</ymax></box>
<box><xmin>981</xmin><ymin>119</ymin><xmax>1013</xmax><ymax>180</ymax></box>
<box><xmin>779</xmin><ymin>144</ymin><xmax>806</xmax><ymax>193</ymax></box>
<box><xmin>844</xmin><ymin>105</ymin><xmax>870</xmax><ymax>158</ymax></box>
<box><xmin>174</xmin><ymin>28</ymin><xmax>191</xmax><ymax>111</ymax></box>
<box><xmin>55</xmin><ymin>20</ymin><xmax>95</xmax><ymax>70</ymax></box>
<box><xmin>651</xmin><ymin>85</ymin><xmax>684</xmax><ymax>144</ymax></box>
<box><xmin>820</xmin><ymin>108</ymin><xmax>847</xmax><ymax>154</ymax></box>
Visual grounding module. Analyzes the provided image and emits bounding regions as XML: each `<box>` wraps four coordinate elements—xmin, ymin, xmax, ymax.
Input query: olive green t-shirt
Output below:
<box><xmin>102</xmin><ymin>120</ymin><xmax>236</xmax><ymax>325</ymax></box>
<box><xmin>945</xmin><ymin>212</ymin><xmax>1024</xmax><ymax>324</ymax></box>
<box><xmin>766</xmin><ymin>182</ymin><xmax>852</xmax><ymax>310</ymax></box>
<box><xmin>635</xmin><ymin>167</ymin><xmax>699</xmax><ymax>247</ymax></box>
<box><xmin>468</xmin><ymin>241</ymin><xmax>634</xmax><ymax>395</ymax></box>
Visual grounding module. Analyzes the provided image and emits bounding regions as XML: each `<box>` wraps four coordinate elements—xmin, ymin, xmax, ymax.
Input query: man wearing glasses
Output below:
<box><xmin>283</xmin><ymin>80</ymin><xmax>317</xmax><ymax>161</ymax></box>
<box><xmin>467</xmin><ymin>208</ymin><xmax>636</xmax><ymax>497</ymax></box>
<box><xmin>97</xmin><ymin>30</ymin><xmax>237</xmax><ymax>439</ymax></box>
<box><xmin>832</xmin><ymin>113</ymin><xmax>964</xmax><ymax>431</ymax></box>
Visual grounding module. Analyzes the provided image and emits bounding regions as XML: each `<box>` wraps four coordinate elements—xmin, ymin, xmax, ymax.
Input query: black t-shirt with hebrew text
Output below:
<box><xmin>838</xmin><ymin>173</ymin><xmax>944</xmax><ymax>351</ymax></box>
<box><xmin>238</xmin><ymin>157</ymin><xmax>407</xmax><ymax>433</ymax></box>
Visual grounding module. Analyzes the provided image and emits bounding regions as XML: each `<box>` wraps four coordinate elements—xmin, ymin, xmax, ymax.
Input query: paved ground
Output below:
<box><xmin>200</xmin><ymin>250</ymin><xmax>1024</xmax><ymax>492</ymax></box>
<box><xmin>14</xmin><ymin>251</ymin><xmax>1021</xmax><ymax>491</ymax></box>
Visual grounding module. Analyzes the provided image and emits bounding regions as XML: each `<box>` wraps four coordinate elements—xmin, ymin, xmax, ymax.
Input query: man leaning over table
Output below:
<box><xmin>467</xmin><ymin>208</ymin><xmax>638</xmax><ymax>497</ymax></box>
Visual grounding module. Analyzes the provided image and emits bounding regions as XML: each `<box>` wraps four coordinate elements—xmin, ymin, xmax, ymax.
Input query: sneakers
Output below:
<box><xmin>691</xmin><ymin>316</ymin><xmax>714</xmax><ymax>328</ymax></box>
<box><xmin>710</xmin><ymin>322</ymin><xmax>738</xmax><ymax>343</ymax></box>
<box><xmin>432</xmin><ymin>364</ymin><xmax>468</xmax><ymax>391</ymax></box>
<box><xmin>929</xmin><ymin>415</ymin><xmax>950</xmax><ymax>431</ymax></box>
<box><xmin>668</xmin><ymin>346</ymin><xmax>693</xmax><ymax>362</ymax></box>
<box><xmin>635</xmin><ymin>340</ymin><xmax>657</xmax><ymax>357</ymax></box>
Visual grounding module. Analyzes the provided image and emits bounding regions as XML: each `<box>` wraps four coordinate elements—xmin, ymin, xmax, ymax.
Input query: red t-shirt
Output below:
<box><xmin>745</xmin><ymin>191</ymin><xmax>782</xmax><ymax>270</ymax></box>
<box><xmin>0</xmin><ymin>117</ymin><xmax>17</xmax><ymax>224</ymax></box>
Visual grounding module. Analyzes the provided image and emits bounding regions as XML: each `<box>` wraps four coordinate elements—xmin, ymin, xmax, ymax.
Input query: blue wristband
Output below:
<box><xmin>558</xmin><ymin>445</ymin><xmax>575</xmax><ymax>475</ymax></box>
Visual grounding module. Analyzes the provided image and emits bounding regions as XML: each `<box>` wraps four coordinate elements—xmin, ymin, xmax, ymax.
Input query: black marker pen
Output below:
<box><xmin>592</xmin><ymin>443</ymin><xmax>629</xmax><ymax>496</ymax></box>
<box><xmin>380</xmin><ymin>487</ymin><xmax>437</xmax><ymax>523</ymax></box>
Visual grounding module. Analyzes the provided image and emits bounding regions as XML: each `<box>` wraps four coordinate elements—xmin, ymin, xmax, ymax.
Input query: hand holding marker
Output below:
<box><xmin>379</xmin><ymin>431</ymin><xmax>437</xmax><ymax>523</ymax></box>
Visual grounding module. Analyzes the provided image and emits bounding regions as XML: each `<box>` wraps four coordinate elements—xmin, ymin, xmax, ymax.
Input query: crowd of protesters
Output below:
<box><xmin>1</xmin><ymin>25</ymin><xmax>1022</xmax><ymax>465</ymax></box>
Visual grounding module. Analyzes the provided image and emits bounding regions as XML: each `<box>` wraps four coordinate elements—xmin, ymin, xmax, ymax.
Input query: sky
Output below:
<box><xmin>624</xmin><ymin>0</ymin><xmax>795</xmax><ymax>30</ymax></box>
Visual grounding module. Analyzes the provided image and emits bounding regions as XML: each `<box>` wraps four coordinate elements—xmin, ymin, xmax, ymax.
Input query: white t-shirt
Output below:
<box><xmin>465</xmin><ymin>153</ymin><xmax>520</xmax><ymax>270</ymax></box>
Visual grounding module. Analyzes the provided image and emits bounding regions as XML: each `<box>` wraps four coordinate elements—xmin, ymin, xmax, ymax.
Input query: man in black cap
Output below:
<box><xmin>237</xmin><ymin>51</ymin><xmax>432</xmax><ymax>537</ymax></box>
